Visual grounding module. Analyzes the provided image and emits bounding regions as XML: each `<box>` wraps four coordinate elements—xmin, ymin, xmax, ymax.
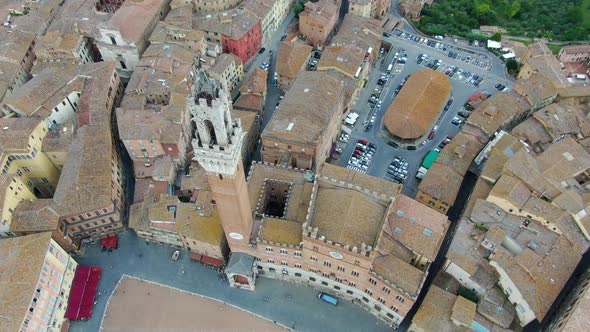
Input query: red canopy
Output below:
<box><xmin>100</xmin><ymin>234</ymin><xmax>118</xmax><ymax>248</ymax></box>
<box><xmin>201</xmin><ymin>255</ymin><xmax>224</xmax><ymax>267</ymax></box>
<box><xmin>191</xmin><ymin>253</ymin><xmax>224</xmax><ymax>267</ymax></box>
<box><xmin>65</xmin><ymin>265</ymin><xmax>102</xmax><ymax>320</ymax></box>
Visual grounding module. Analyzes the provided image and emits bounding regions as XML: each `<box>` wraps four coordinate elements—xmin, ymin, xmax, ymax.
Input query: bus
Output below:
<box><xmin>416</xmin><ymin>150</ymin><xmax>440</xmax><ymax>179</ymax></box>
<box><xmin>318</xmin><ymin>292</ymin><xmax>338</xmax><ymax>305</ymax></box>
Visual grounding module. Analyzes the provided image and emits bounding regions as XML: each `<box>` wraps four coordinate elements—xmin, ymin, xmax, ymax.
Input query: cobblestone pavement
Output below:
<box><xmin>69</xmin><ymin>230</ymin><xmax>392</xmax><ymax>332</ymax></box>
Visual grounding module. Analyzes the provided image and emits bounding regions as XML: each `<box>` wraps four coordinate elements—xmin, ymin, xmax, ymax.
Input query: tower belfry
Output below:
<box><xmin>188</xmin><ymin>69</ymin><xmax>254</xmax><ymax>250</ymax></box>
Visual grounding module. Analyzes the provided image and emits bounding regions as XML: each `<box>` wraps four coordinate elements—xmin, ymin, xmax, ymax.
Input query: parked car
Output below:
<box><xmin>357</xmin><ymin>139</ymin><xmax>369</xmax><ymax>145</ymax></box>
<box><xmin>457</xmin><ymin>111</ymin><xmax>469</xmax><ymax>118</ymax></box>
<box><xmin>428</xmin><ymin>130</ymin><xmax>436</xmax><ymax>140</ymax></box>
<box><xmin>258</xmin><ymin>47</ymin><xmax>266</xmax><ymax>54</ymax></box>
<box><xmin>407</xmin><ymin>145</ymin><xmax>416</xmax><ymax>151</ymax></box>
<box><xmin>280</xmin><ymin>35</ymin><xmax>287</xmax><ymax>41</ymax></box>
<box><xmin>387</xmin><ymin>141</ymin><xmax>399</xmax><ymax>148</ymax></box>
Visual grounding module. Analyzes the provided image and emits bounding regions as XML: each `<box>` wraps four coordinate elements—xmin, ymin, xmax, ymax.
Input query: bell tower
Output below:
<box><xmin>188</xmin><ymin>69</ymin><xmax>254</xmax><ymax>251</ymax></box>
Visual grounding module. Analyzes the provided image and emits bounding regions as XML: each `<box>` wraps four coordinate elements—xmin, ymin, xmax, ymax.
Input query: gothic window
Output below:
<box><xmin>203</xmin><ymin>120</ymin><xmax>217</xmax><ymax>145</ymax></box>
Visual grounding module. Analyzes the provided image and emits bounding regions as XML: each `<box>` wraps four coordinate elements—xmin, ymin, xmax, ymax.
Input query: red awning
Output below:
<box><xmin>65</xmin><ymin>265</ymin><xmax>102</xmax><ymax>320</ymax></box>
<box><xmin>200</xmin><ymin>255</ymin><xmax>224</xmax><ymax>267</ymax></box>
<box><xmin>100</xmin><ymin>234</ymin><xmax>118</xmax><ymax>249</ymax></box>
<box><xmin>191</xmin><ymin>253</ymin><xmax>223</xmax><ymax>267</ymax></box>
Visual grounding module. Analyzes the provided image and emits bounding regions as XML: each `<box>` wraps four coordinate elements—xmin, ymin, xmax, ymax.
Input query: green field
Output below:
<box><xmin>507</xmin><ymin>38</ymin><xmax>533</xmax><ymax>45</ymax></box>
<box><xmin>547</xmin><ymin>44</ymin><xmax>563</xmax><ymax>54</ymax></box>
<box><xmin>415</xmin><ymin>0</ymin><xmax>590</xmax><ymax>41</ymax></box>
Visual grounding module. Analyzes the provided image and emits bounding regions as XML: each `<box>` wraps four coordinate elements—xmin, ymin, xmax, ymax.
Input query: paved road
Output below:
<box><xmin>69</xmin><ymin>231</ymin><xmax>392</xmax><ymax>332</ymax></box>
<box><xmin>387</xmin><ymin>0</ymin><xmax>418</xmax><ymax>34</ymax></box>
<box><xmin>333</xmin><ymin>30</ymin><xmax>512</xmax><ymax>198</ymax></box>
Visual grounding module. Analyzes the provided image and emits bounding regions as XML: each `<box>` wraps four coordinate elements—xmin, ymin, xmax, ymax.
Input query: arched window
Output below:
<box><xmin>108</xmin><ymin>34</ymin><xmax>117</xmax><ymax>45</ymax></box>
<box><xmin>203</xmin><ymin>120</ymin><xmax>217</xmax><ymax>145</ymax></box>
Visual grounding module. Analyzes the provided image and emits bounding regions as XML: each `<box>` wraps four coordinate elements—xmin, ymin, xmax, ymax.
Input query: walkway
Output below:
<box><xmin>69</xmin><ymin>231</ymin><xmax>392</xmax><ymax>332</ymax></box>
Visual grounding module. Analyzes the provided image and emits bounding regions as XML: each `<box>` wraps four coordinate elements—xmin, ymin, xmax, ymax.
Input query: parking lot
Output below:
<box><xmin>332</xmin><ymin>29</ymin><xmax>514</xmax><ymax>197</ymax></box>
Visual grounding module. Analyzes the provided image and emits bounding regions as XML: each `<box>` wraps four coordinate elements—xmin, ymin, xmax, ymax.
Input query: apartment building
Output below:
<box><xmin>348</xmin><ymin>0</ymin><xmax>390</xmax><ymax>19</ymax></box>
<box><xmin>545</xmin><ymin>267</ymin><xmax>590</xmax><ymax>331</ymax></box>
<box><xmin>0</xmin><ymin>30</ymin><xmax>36</xmax><ymax>101</ymax></box>
<box><xmin>194</xmin><ymin>0</ymin><xmax>242</xmax><ymax>13</ymax></box>
<box><xmin>95</xmin><ymin>0</ymin><xmax>171</xmax><ymax>80</ymax></box>
<box><xmin>118</xmin><ymin>43</ymin><xmax>196</xmax><ymax>170</ymax></box>
<box><xmin>518</xmin><ymin>41</ymin><xmax>568</xmax><ymax>88</ymax></box>
<box><xmin>261</xmin><ymin>71</ymin><xmax>345</xmax><ymax>170</ymax></box>
<box><xmin>206</xmin><ymin>53</ymin><xmax>244</xmax><ymax>93</ymax></box>
<box><xmin>193</xmin><ymin>9</ymin><xmax>263</xmax><ymax>64</ymax></box>
<box><xmin>348</xmin><ymin>0</ymin><xmax>372</xmax><ymax>18</ymax></box>
<box><xmin>0</xmin><ymin>232</ymin><xmax>78</xmax><ymax>332</ymax></box>
<box><xmin>35</xmin><ymin>32</ymin><xmax>94</xmax><ymax>66</ymax></box>
<box><xmin>398</xmin><ymin>0</ymin><xmax>433</xmax><ymax>19</ymax></box>
<box><xmin>0</xmin><ymin>63</ymin><xmax>125</xmax><ymax>252</ymax></box>
<box><xmin>558</xmin><ymin>44</ymin><xmax>590</xmax><ymax>64</ymax></box>
<box><xmin>275</xmin><ymin>41</ymin><xmax>313</xmax><ymax>90</ymax></box>
<box><xmin>149</xmin><ymin>21</ymin><xmax>207</xmax><ymax>53</ymax></box>
<box><xmin>243</xmin><ymin>0</ymin><xmax>292</xmax><ymax>45</ymax></box>
<box><xmin>299</xmin><ymin>0</ymin><xmax>340</xmax><ymax>48</ymax></box>
<box><xmin>234</xmin><ymin>67</ymin><xmax>268</xmax><ymax>114</ymax></box>
<box><xmin>2</xmin><ymin>65</ymin><xmax>85</xmax><ymax>126</ymax></box>
<box><xmin>512</xmin><ymin>102</ymin><xmax>585</xmax><ymax>153</ymax></box>
<box><xmin>441</xmin><ymin>134</ymin><xmax>590</xmax><ymax>328</ymax></box>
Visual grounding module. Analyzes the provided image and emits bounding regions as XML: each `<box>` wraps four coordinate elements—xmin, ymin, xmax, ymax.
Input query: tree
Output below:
<box><xmin>294</xmin><ymin>0</ymin><xmax>309</xmax><ymax>16</ymax></box>
<box><xmin>509</xmin><ymin>1</ymin><xmax>521</xmax><ymax>18</ymax></box>
<box><xmin>474</xmin><ymin>3</ymin><xmax>491</xmax><ymax>17</ymax></box>
<box><xmin>491</xmin><ymin>32</ymin><xmax>502</xmax><ymax>41</ymax></box>
<box><xmin>506</xmin><ymin>59</ymin><xmax>519</xmax><ymax>75</ymax></box>
<box><xmin>458</xmin><ymin>287</ymin><xmax>478</xmax><ymax>303</ymax></box>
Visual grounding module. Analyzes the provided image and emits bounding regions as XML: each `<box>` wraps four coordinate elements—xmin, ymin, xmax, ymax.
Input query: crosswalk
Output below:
<box><xmin>347</xmin><ymin>165</ymin><xmax>368</xmax><ymax>174</ymax></box>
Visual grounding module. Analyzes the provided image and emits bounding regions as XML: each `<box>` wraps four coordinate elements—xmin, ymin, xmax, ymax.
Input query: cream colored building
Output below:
<box><xmin>206</xmin><ymin>53</ymin><xmax>244</xmax><ymax>94</ymax></box>
<box><xmin>0</xmin><ymin>232</ymin><xmax>78</xmax><ymax>332</ymax></box>
<box><xmin>0</xmin><ymin>118</ymin><xmax>59</xmax><ymax>234</ymax></box>
<box><xmin>244</xmin><ymin>0</ymin><xmax>292</xmax><ymax>45</ymax></box>
<box><xmin>349</xmin><ymin>0</ymin><xmax>372</xmax><ymax>18</ymax></box>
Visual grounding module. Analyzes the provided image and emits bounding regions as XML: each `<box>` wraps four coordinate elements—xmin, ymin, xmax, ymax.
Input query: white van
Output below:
<box><xmin>387</xmin><ymin>64</ymin><xmax>393</xmax><ymax>73</ymax></box>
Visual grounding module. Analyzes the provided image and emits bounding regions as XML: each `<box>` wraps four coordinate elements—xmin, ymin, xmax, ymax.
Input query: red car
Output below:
<box><xmin>354</xmin><ymin>149</ymin><xmax>364</xmax><ymax>156</ymax></box>
<box><xmin>428</xmin><ymin>130</ymin><xmax>436</xmax><ymax>140</ymax></box>
<box><xmin>446</xmin><ymin>135</ymin><xmax>453</xmax><ymax>140</ymax></box>
<box><xmin>357</xmin><ymin>139</ymin><xmax>369</xmax><ymax>145</ymax></box>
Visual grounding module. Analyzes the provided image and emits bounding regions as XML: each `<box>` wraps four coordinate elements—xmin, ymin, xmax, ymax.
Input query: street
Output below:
<box><xmin>331</xmin><ymin>28</ymin><xmax>512</xmax><ymax>197</ymax></box>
